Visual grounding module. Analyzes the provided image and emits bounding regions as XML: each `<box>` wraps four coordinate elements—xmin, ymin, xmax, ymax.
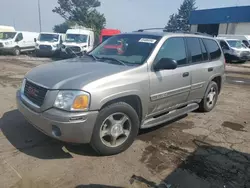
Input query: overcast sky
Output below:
<box><xmin>0</xmin><ymin>0</ymin><xmax>249</xmax><ymax>32</ymax></box>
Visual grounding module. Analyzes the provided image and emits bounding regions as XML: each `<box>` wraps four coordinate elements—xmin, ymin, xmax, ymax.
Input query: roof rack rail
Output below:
<box><xmin>135</xmin><ymin>28</ymin><xmax>213</xmax><ymax>37</ymax></box>
<box><xmin>136</xmin><ymin>28</ymin><xmax>168</xmax><ymax>32</ymax></box>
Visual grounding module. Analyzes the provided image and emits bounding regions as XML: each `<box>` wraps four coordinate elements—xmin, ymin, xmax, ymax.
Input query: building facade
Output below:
<box><xmin>189</xmin><ymin>6</ymin><xmax>250</xmax><ymax>36</ymax></box>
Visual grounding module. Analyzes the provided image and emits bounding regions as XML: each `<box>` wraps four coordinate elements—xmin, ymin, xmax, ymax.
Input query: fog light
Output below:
<box><xmin>52</xmin><ymin>125</ymin><xmax>61</xmax><ymax>137</ymax></box>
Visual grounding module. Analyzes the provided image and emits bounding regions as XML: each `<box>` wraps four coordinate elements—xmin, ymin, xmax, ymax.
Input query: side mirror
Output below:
<box><xmin>60</xmin><ymin>40</ymin><xmax>63</xmax><ymax>44</ymax></box>
<box><xmin>34</xmin><ymin>38</ymin><xmax>37</xmax><ymax>42</ymax></box>
<box><xmin>154</xmin><ymin>58</ymin><xmax>178</xmax><ymax>71</ymax></box>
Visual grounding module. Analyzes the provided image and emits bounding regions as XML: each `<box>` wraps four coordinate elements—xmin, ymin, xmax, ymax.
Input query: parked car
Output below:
<box><xmin>35</xmin><ymin>32</ymin><xmax>65</xmax><ymax>57</ymax></box>
<box><xmin>100</xmin><ymin>29</ymin><xmax>121</xmax><ymax>43</ymax></box>
<box><xmin>61</xmin><ymin>28</ymin><xmax>95</xmax><ymax>58</ymax></box>
<box><xmin>218</xmin><ymin>34</ymin><xmax>250</xmax><ymax>48</ymax></box>
<box><xmin>0</xmin><ymin>31</ymin><xmax>39</xmax><ymax>55</ymax></box>
<box><xmin>16</xmin><ymin>29</ymin><xmax>225</xmax><ymax>155</ymax></box>
<box><xmin>217</xmin><ymin>38</ymin><xmax>250</xmax><ymax>63</ymax></box>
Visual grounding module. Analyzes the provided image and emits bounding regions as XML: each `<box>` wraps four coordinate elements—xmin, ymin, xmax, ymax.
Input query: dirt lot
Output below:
<box><xmin>0</xmin><ymin>55</ymin><xmax>250</xmax><ymax>188</ymax></box>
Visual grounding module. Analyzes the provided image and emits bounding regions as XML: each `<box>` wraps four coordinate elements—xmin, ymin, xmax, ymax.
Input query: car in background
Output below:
<box><xmin>218</xmin><ymin>34</ymin><xmax>250</xmax><ymax>48</ymax></box>
<box><xmin>0</xmin><ymin>31</ymin><xmax>39</xmax><ymax>55</ymax></box>
<box><xmin>17</xmin><ymin>29</ymin><xmax>225</xmax><ymax>155</ymax></box>
<box><xmin>35</xmin><ymin>32</ymin><xmax>65</xmax><ymax>57</ymax></box>
<box><xmin>61</xmin><ymin>28</ymin><xmax>95</xmax><ymax>58</ymax></box>
<box><xmin>100</xmin><ymin>29</ymin><xmax>121</xmax><ymax>43</ymax></box>
<box><xmin>217</xmin><ymin>37</ymin><xmax>250</xmax><ymax>63</ymax></box>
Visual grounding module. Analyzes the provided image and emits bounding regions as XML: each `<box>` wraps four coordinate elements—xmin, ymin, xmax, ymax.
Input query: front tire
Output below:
<box><xmin>198</xmin><ymin>81</ymin><xmax>219</xmax><ymax>112</ymax></box>
<box><xmin>90</xmin><ymin>102</ymin><xmax>140</xmax><ymax>156</ymax></box>
<box><xmin>13</xmin><ymin>47</ymin><xmax>20</xmax><ymax>56</ymax></box>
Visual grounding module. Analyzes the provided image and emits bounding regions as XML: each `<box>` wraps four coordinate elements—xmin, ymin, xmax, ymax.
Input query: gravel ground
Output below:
<box><xmin>0</xmin><ymin>55</ymin><xmax>250</xmax><ymax>188</ymax></box>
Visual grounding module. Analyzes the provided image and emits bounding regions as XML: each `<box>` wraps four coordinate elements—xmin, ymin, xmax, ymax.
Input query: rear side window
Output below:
<box><xmin>199</xmin><ymin>39</ymin><xmax>209</xmax><ymax>61</ymax></box>
<box><xmin>203</xmin><ymin>39</ymin><xmax>222</xmax><ymax>60</ymax></box>
<box><xmin>155</xmin><ymin>37</ymin><xmax>187</xmax><ymax>66</ymax></box>
<box><xmin>186</xmin><ymin>37</ymin><xmax>203</xmax><ymax>63</ymax></box>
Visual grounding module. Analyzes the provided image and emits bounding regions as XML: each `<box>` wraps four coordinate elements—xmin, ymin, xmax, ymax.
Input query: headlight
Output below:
<box><xmin>5</xmin><ymin>41</ymin><xmax>12</xmax><ymax>45</ymax></box>
<box><xmin>54</xmin><ymin>90</ymin><xmax>90</xmax><ymax>111</ymax></box>
<box><xmin>21</xmin><ymin>79</ymin><xmax>26</xmax><ymax>93</ymax></box>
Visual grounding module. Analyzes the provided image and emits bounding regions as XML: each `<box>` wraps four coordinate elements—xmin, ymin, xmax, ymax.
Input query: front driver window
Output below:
<box><xmin>220</xmin><ymin>41</ymin><xmax>229</xmax><ymax>50</ymax></box>
<box><xmin>16</xmin><ymin>33</ymin><xmax>23</xmax><ymax>42</ymax></box>
<box><xmin>155</xmin><ymin>37</ymin><xmax>187</xmax><ymax>66</ymax></box>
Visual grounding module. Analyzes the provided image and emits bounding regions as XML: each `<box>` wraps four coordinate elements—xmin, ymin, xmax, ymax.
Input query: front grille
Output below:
<box><xmin>39</xmin><ymin>45</ymin><xmax>52</xmax><ymax>50</ymax></box>
<box><xmin>68</xmin><ymin>46</ymin><xmax>81</xmax><ymax>53</ymax></box>
<box><xmin>24</xmin><ymin>80</ymin><xmax>47</xmax><ymax>107</ymax></box>
<box><xmin>0</xmin><ymin>43</ymin><xmax>3</xmax><ymax>47</ymax></box>
<box><xmin>241</xmin><ymin>51</ymin><xmax>250</xmax><ymax>56</ymax></box>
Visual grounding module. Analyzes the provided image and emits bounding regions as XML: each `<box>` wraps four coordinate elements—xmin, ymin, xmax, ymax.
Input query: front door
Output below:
<box><xmin>148</xmin><ymin>37</ymin><xmax>191</xmax><ymax>116</ymax></box>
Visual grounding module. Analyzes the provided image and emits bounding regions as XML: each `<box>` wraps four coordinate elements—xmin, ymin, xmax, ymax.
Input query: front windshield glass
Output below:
<box><xmin>90</xmin><ymin>34</ymin><xmax>161</xmax><ymax>65</ymax></box>
<box><xmin>0</xmin><ymin>32</ymin><xmax>17</xmax><ymax>40</ymax></box>
<box><xmin>227</xmin><ymin>40</ymin><xmax>246</xmax><ymax>49</ymax></box>
<box><xmin>38</xmin><ymin>33</ymin><xmax>59</xmax><ymax>42</ymax></box>
<box><xmin>102</xmin><ymin>36</ymin><xmax>111</xmax><ymax>42</ymax></box>
<box><xmin>65</xmin><ymin>34</ymin><xmax>88</xmax><ymax>43</ymax></box>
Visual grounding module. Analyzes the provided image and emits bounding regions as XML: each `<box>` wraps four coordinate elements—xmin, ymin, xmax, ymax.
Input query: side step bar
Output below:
<box><xmin>141</xmin><ymin>103</ymin><xmax>199</xmax><ymax>129</ymax></box>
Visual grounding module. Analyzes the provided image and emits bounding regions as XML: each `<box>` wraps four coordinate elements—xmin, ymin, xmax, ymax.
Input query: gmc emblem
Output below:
<box><xmin>27</xmin><ymin>86</ymin><xmax>38</xmax><ymax>97</ymax></box>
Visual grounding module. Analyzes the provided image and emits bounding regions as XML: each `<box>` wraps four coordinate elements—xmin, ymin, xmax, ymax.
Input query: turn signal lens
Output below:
<box><xmin>72</xmin><ymin>95</ymin><xmax>89</xmax><ymax>109</ymax></box>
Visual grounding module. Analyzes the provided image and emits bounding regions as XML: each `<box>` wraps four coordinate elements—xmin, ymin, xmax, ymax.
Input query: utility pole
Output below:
<box><xmin>38</xmin><ymin>0</ymin><xmax>42</xmax><ymax>32</ymax></box>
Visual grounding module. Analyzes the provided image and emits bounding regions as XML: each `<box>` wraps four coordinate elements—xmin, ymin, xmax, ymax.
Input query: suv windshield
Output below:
<box><xmin>0</xmin><ymin>32</ymin><xmax>17</xmax><ymax>40</ymax></box>
<box><xmin>227</xmin><ymin>40</ymin><xmax>246</xmax><ymax>49</ymax></box>
<box><xmin>102</xmin><ymin>35</ymin><xmax>111</xmax><ymax>42</ymax></box>
<box><xmin>90</xmin><ymin>34</ymin><xmax>161</xmax><ymax>65</ymax></box>
<box><xmin>65</xmin><ymin>34</ymin><xmax>88</xmax><ymax>43</ymax></box>
<box><xmin>38</xmin><ymin>33</ymin><xmax>59</xmax><ymax>42</ymax></box>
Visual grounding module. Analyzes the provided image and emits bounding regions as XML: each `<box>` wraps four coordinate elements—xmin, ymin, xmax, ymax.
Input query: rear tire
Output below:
<box><xmin>198</xmin><ymin>81</ymin><xmax>218</xmax><ymax>112</ymax></box>
<box><xmin>90</xmin><ymin>102</ymin><xmax>140</xmax><ymax>156</ymax></box>
<box><xmin>13</xmin><ymin>47</ymin><xmax>20</xmax><ymax>56</ymax></box>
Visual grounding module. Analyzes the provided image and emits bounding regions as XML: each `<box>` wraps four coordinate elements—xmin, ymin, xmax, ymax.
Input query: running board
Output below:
<box><xmin>141</xmin><ymin>103</ymin><xmax>199</xmax><ymax>129</ymax></box>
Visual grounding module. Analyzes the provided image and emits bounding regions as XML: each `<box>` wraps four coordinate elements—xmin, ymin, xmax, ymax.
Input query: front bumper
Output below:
<box><xmin>16</xmin><ymin>90</ymin><xmax>98</xmax><ymax>144</ymax></box>
<box><xmin>0</xmin><ymin>47</ymin><xmax>15</xmax><ymax>53</ymax></box>
<box><xmin>230</xmin><ymin>54</ymin><xmax>250</xmax><ymax>61</ymax></box>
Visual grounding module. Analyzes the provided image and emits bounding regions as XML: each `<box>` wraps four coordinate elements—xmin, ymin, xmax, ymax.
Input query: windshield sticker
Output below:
<box><xmin>139</xmin><ymin>38</ymin><xmax>156</xmax><ymax>43</ymax></box>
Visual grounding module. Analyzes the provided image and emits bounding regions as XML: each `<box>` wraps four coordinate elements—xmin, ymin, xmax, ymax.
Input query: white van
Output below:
<box><xmin>0</xmin><ymin>31</ymin><xmax>39</xmax><ymax>55</ymax></box>
<box><xmin>35</xmin><ymin>32</ymin><xmax>66</xmax><ymax>56</ymax></box>
<box><xmin>217</xmin><ymin>37</ymin><xmax>250</xmax><ymax>63</ymax></box>
<box><xmin>61</xmin><ymin>28</ymin><xmax>95</xmax><ymax>56</ymax></box>
<box><xmin>0</xmin><ymin>25</ymin><xmax>15</xmax><ymax>32</ymax></box>
<box><xmin>218</xmin><ymin>34</ymin><xmax>250</xmax><ymax>48</ymax></box>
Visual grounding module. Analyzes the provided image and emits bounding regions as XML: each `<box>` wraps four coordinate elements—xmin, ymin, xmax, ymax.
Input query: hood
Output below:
<box><xmin>25</xmin><ymin>58</ymin><xmax>133</xmax><ymax>90</ymax></box>
<box><xmin>232</xmin><ymin>47</ymin><xmax>250</xmax><ymax>52</ymax></box>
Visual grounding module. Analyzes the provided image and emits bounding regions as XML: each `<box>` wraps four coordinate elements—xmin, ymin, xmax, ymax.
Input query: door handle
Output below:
<box><xmin>182</xmin><ymin>72</ymin><xmax>189</xmax><ymax>77</ymax></box>
<box><xmin>208</xmin><ymin>67</ymin><xmax>213</xmax><ymax>72</ymax></box>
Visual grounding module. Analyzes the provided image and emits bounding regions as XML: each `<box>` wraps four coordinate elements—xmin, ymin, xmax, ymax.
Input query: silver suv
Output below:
<box><xmin>16</xmin><ymin>29</ymin><xmax>225</xmax><ymax>155</ymax></box>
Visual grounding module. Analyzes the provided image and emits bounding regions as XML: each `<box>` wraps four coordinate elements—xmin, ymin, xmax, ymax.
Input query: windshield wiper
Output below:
<box><xmin>84</xmin><ymin>53</ymin><xmax>97</xmax><ymax>61</ymax></box>
<box><xmin>98</xmin><ymin>57</ymin><xmax>127</xmax><ymax>66</ymax></box>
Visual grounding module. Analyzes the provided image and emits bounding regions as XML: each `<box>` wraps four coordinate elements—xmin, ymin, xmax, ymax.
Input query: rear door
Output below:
<box><xmin>148</xmin><ymin>37</ymin><xmax>191</xmax><ymax>116</ymax></box>
<box><xmin>187</xmin><ymin>37</ymin><xmax>222</xmax><ymax>102</ymax></box>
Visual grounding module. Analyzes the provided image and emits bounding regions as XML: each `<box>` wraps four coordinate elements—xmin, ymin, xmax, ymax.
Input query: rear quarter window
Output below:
<box><xmin>203</xmin><ymin>38</ymin><xmax>222</xmax><ymax>60</ymax></box>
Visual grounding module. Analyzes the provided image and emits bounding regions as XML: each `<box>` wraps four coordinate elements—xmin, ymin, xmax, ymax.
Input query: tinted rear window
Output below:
<box><xmin>203</xmin><ymin>39</ymin><xmax>221</xmax><ymax>60</ymax></box>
